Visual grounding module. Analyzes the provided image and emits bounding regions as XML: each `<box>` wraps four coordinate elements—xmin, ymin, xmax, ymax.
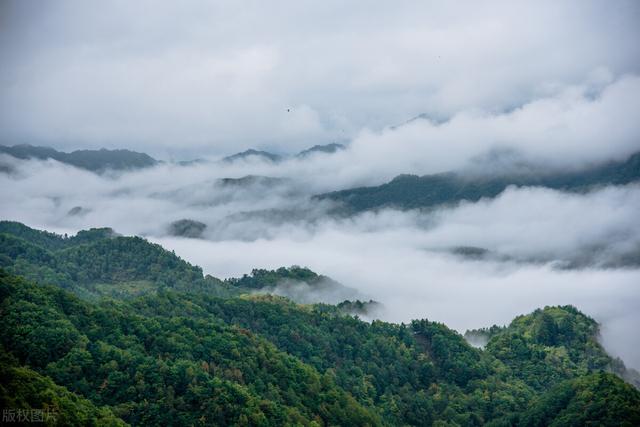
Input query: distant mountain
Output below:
<box><xmin>176</xmin><ymin>158</ymin><xmax>207</xmax><ymax>166</ymax></box>
<box><xmin>66</xmin><ymin>205</ymin><xmax>90</xmax><ymax>217</ymax></box>
<box><xmin>222</xmin><ymin>148</ymin><xmax>282</xmax><ymax>163</ymax></box>
<box><xmin>296</xmin><ymin>143</ymin><xmax>345</xmax><ymax>158</ymax></box>
<box><xmin>215</xmin><ymin>175</ymin><xmax>288</xmax><ymax>188</ymax></box>
<box><xmin>220</xmin><ymin>144</ymin><xmax>345</xmax><ymax>164</ymax></box>
<box><xmin>168</xmin><ymin>218</ymin><xmax>207</xmax><ymax>238</ymax></box>
<box><xmin>390</xmin><ymin>113</ymin><xmax>448</xmax><ymax>130</ymax></box>
<box><xmin>0</xmin><ymin>144</ymin><xmax>158</xmax><ymax>173</ymax></box>
<box><xmin>317</xmin><ymin>151</ymin><xmax>640</xmax><ymax>214</ymax></box>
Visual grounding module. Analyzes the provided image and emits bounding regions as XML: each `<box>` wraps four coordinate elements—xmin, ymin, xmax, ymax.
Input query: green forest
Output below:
<box><xmin>1</xmin><ymin>221</ymin><xmax>639</xmax><ymax>426</ymax></box>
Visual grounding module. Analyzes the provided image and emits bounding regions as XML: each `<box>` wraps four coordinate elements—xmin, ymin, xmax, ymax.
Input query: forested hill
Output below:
<box><xmin>0</xmin><ymin>221</ymin><xmax>355</xmax><ymax>302</ymax></box>
<box><xmin>0</xmin><ymin>221</ymin><xmax>640</xmax><ymax>424</ymax></box>
<box><xmin>316</xmin><ymin>151</ymin><xmax>640</xmax><ymax>214</ymax></box>
<box><xmin>0</xmin><ymin>144</ymin><xmax>158</xmax><ymax>173</ymax></box>
<box><xmin>0</xmin><ymin>220</ymin><xmax>224</xmax><ymax>299</ymax></box>
<box><xmin>1</xmin><ymin>270</ymin><xmax>639</xmax><ymax>425</ymax></box>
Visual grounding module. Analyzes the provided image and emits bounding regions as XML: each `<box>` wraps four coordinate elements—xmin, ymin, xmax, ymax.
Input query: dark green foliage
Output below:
<box><xmin>0</xmin><ymin>144</ymin><xmax>157</xmax><ymax>172</ymax></box>
<box><xmin>464</xmin><ymin>324</ymin><xmax>506</xmax><ymax>347</ymax></box>
<box><xmin>411</xmin><ymin>320</ymin><xmax>489</xmax><ymax>386</ymax></box>
<box><xmin>0</xmin><ymin>271</ymin><xmax>380</xmax><ymax>426</ymax></box>
<box><xmin>0</xmin><ymin>348</ymin><xmax>126</xmax><ymax>426</ymax></box>
<box><xmin>0</xmin><ymin>221</ymin><xmax>73</xmax><ymax>251</ymax></box>
<box><xmin>317</xmin><ymin>151</ymin><xmax>640</xmax><ymax>214</ymax></box>
<box><xmin>484</xmin><ymin>306</ymin><xmax>629</xmax><ymax>390</ymax></box>
<box><xmin>2</xmin><ymin>268</ymin><xmax>639</xmax><ymax>425</ymax></box>
<box><xmin>517</xmin><ymin>373</ymin><xmax>640</xmax><ymax>427</ymax></box>
<box><xmin>225</xmin><ymin>266</ymin><xmax>323</xmax><ymax>289</ymax></box>
<box><xmin>336</xmin><ymin>299</ymin><xmax>381</xmax><ymax>316</ymax></box>
<box><xmin>0</xmin><ymin>221</ymin><xmax>229</xmax><ymax>299</ymax></box>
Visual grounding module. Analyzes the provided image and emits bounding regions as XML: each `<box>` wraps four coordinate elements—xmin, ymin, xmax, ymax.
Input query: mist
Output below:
<box><xmin>2</xmin><ymin>149</ymin><xmax>640</xmax><ymax>370</ymax></box>
<box><xmin>1</xmin><ymin>0</ymin><xmax>640</xmax><ymax>377</ymax></box>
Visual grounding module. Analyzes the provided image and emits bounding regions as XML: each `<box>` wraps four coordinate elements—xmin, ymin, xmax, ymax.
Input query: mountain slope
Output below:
<box><xmin>0</xmin><ymin>221</ymin><xmax>228</xmax><ymax>299</ymax></box>
<box><xmin>516</xmin><ymin>373</ymin><xmax>640</xmax><ymax>427</ymax></box>
<box><xmin>317</xmin><ymin>151</ymin><xmax>640</xmax><ymax>214</ymax></box>
<box><xmin>1</xmin><ymin>222</ymin><xmax>640</xmax><ymax>425</ymax></box>
<box><xmin>0</xmin><ymin>348</ymin><xmax>127</xmax><ymax>426</ymax></box>
<box><xmin>0</xmin><ymin>222</ymin><xmax>358</xmax><ymax>302</ymax></box>
<box><xmin>2</xmin><ymin>268</ymin><xmax>639</xmax><ymax>425</ymax></box>
<box><xmin>0</xmin><ymin>271</ymin><xmax>380</xmax><ymax>426</ymax></box>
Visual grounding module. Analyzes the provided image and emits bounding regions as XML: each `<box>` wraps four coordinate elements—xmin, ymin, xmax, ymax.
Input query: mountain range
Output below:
<box><xmin>0</xmin><ymin>142</ymin><xmax>347</xmax><ymax>172</ymax></box>
<box><xmin>317</xmin><ymin>151</ymin><xmax>640</xmax><ymax>214</ymax></box>
<box><xmin>0</xmin><ymin>144</ymin><xmax>158</xmax><ymax>173</ymax></box>
<box><xmin>221</xmin><ymin>143</ymin><xmax>346</xmax><ymax>163</ymax></box>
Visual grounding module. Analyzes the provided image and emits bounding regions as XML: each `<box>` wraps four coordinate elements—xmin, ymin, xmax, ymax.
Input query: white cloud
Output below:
<box><xmin>1</xmin><ymin>0</ymin><xmax>639</xmax><ymax>156</ymax></box>
<box><xmin>3</xmin><ymin>156</ymin><xmax>639</xmax><ymax>368</ymax></box>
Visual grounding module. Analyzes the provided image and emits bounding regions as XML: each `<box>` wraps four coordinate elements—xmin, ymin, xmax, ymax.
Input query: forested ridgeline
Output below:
<box><xmin>0</xmin><ymin>145</ymin><xmax>158</xmax><ymax>173</ymax></box>
<box><xmin>0</xmin><ymin>220</ymin><xmax>342</xmax><ymax>301</ymax></box>
<box><xmin>1</xmin><ymin>221</ymin><xmax>639</xmax><ymax>425</ymax></box>
<box><xmin>316</xmin><ymin>151</ymin><xmax>640</xmax><ymax>214</ymax></box>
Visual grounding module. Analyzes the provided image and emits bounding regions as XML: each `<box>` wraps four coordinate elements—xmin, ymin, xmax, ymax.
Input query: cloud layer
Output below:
<box><xmin>1</xmin><ymin>1</ymin><xmax>640</xmax><ymax>156</ymax></box>
<box><xmin>2</xmin><ymin>153</ymin><xmax>640</xmax><ymax>369</ymax></box>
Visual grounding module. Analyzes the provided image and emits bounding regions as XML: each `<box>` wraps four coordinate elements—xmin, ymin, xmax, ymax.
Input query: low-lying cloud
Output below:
<box><xmin>1</xmin><ymin>0</ymin><xmax>639</xmax><ymax>373</ymax></box>
<box><xmin>2</xmin><ymin>153</ymin><xmax>639</xmax><ymax>369</ymax></box>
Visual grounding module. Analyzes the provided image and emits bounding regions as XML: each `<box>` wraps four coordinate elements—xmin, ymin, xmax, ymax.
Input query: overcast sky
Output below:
<box><xmin>1</xmin><ymin>0</ymin><xmax>640</xmax><ymax>158</ymax></box>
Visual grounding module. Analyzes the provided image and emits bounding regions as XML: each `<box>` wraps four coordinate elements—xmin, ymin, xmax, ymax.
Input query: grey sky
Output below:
<box><xmin>1</xmin><ymin>0</ymin><xmax>640</xmax><ymax>158</ymax></box>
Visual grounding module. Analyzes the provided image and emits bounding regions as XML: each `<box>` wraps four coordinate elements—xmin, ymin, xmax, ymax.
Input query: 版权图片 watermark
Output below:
<box><xmin>2</xmin><ymin>408</ymin><xmax>58</xmax><ymax>423</ymax></box>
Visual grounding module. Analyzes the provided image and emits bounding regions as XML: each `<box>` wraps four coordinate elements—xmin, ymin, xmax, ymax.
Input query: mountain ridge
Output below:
<box><xmin>316</xmin><ymin>151</ymin><xmax>640</xmax><ymax>214</ymax></box>
<box><xmin>0</xmin><ymin>144</ymin><xmax>158</xmax><ymax>173</ymax></box>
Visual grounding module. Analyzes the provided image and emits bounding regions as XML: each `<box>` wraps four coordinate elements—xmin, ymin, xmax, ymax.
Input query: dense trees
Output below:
<box><xmin>0</xmin><ymin>221</ymin><xmax>231</xmax><ymax>299</ymax></box>
<box><xmin>0</xmin><ymin>348</ymin><xmax>126</xmax><ymax>426</ymax></box>
<box><xmin>3</xmin><ymin>269</ymin><xmax>639</xmax><ymax>425</ymax></box>
<box><xmin>225</xmin><ymin>266</ymin><xmax>323</xmax><ymax>289</ymax></box>
<box><xmin>0</xmin><ymin>271</ymin><xmax>379</xmax><ymax>426</ymax></box>
<box><xmin>1</xmin><ymin>222</ymin><xmax>639</xmax><ymax>425</ymax></box>
<box><xmin>517</xmin><ymin>373</ymin><xmax>640</xmax><ymax>427</ymax></box>
<box><xmin>483</xmin><ymin>306</ymin><xmax>640</xmax><ymax>391</ymax></box>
